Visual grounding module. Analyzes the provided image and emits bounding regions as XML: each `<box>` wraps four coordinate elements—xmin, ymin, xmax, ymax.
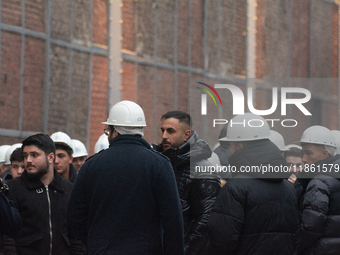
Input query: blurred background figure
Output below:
<box><xmin>71</xmin><ymin>139</ymin><xmax>88</xmax><ymax>173</ymax></box>
<box><xmin>0</xmin><ymin>145</ymin><xmax>10</xmax><ymax>174</ymax></box>
<box><xmin>94</xmin><ymin>133</ymin><xmax>109</xmax><ymax>154</ymax></box>
<box><xmin>50</xmin><ymin>131</ymin><xmax>77</xmax><ymax>182</ymax></box>
<box><xmin>331</xmin><ymin>130</ymin><xmax>340</xmax><ymax>155</ymax></box>
<box><xmin>269</xmin><ymin>130</ymin><xmax>287</xmax><ymax>154</ymax></box>
<box><xmin>9</xmin><ymin>148</ymin><xmax>25</xmax><ymax>179</ymax></box>
<box><xmin>0</xmin><ymin>144</ymin><xmax>22</xmax><ymax>183</ymax></box>
<box><xmin>284</xmin><ymin>147</ymin><xmax>304</xmax><ymax>184</ymax></box>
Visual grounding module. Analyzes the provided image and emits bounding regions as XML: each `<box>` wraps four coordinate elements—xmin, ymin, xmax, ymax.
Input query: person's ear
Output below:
<box><xmin>184</xmin><ymin>130</ymin><xmax>191</xmax><ymax>142</ymax></box>
<box><xmin>236</xmin><ymin>143</ymin><xmax>243</xmax><ymax>150</ymax></box>
<box><xmin>322</xmin><ymin>149</ymin><xmax>330</xmax><ymax>159</ymax></box>
<box><xmin>48</xmin><ymin>153</ymin><xmax>55</xmax><ymax>164</ymax></box>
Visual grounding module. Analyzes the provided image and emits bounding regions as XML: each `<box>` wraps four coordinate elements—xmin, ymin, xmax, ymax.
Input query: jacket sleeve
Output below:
<box><xmin>185</xmin><ymin>178</ymin><xmax>221</xmax><ymax>255</ymax></box>
<box><xmin>207</xmin><ymin>183</ymin><xmax>245</xmax><ymax>255</ymax></box>
<box><xmin>152</xmin><ymin>159</ymin><xmax>185</xmax><ymax>255</ymax></box>
<box><xmin>297</xmin><ymin>178</ymin><xmax>329</xmax><ymax>254</ymax></box>
<box><xmin>0</xmin><ymin>192</ymin><xmax>22</xmax><ymax>237</ymax></box>
<box><xmin>67</xmin><ymin>167</ymin><xmax>89</xmax><ymax>245</ymax></box>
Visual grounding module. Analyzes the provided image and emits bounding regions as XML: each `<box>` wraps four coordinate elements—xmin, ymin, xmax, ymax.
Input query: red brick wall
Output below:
<box><xmin>89</xmin><ymin>55</ymin><xmax>109</xmax><ymax>155</ymax></box>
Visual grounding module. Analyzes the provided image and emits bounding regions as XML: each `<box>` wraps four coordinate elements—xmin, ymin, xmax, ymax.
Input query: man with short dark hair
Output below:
<box><xmin>9</xmin><ymin>148</ymin><xmax>25</xmax><ymax>179</ymax></box>
<box><xmin>4</xmin><ymin>133</ymin><xmax>85</xmax><ymax>255</ymax></box>
<box><xmin>284</xmin><ymin>147</ymin><xmax>304</xmax><ymax>183</ymax></box>
<box><xmin>153</xmin><ymin>110</ymin><xmax>220</xmax><ymax>255</ymax></box>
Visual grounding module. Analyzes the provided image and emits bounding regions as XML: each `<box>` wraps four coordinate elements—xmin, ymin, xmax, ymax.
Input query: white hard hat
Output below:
<box><xmin>331</xmin><ymin>130</ymin><xmax>340</xmax><ymax>154</ymax></box>
<box><xmin>0</xmin><ymin>145</ymin><xmax>11</xmax><ymax>164</ymax></box>
<box><xmin>94</xmin><ymin>134</ymin><xmax>109</xmax><ymax>154</ymax></box>
<box><xmin>50</xmin><ymin>131</ymin><xmax>73</xmax><ymax>153</ymax></box>
<box><xmin>219</xmin><ymin>113</ymin><xmax>270</xmax><ymax>142</ymax></box>
<box><xmin>5</xmin><ymin>143</ymin><xmax>22</xmax><ymax>165</ymax></box>
<box><xmin>71</xmin><ymin>139</ymin><xmax>88</xmax><ymax>158</ymax></box>
<box><xmin>296</xmin><ymin>125</ymin><xmax>337</xmax><ymax>148</ymax></box>
<box><xmin>284</xmin><ymin>144</ymin><xmax>302</xmax><ymax>150</ymax></box>
<box><xmin>269</xmin><ymin>130</ymin><xmax>287</xmax><ymax>151</ymax></box>
<box><xmin>102</xmin><ymin>100</ymin><xmax>147</xmax><ymax>127</ymax></box>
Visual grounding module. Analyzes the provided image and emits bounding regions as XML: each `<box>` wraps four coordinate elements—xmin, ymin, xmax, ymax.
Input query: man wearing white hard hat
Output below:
<box><xmin>50</xmin><ymin>131</ymin><xmax>77</xmax><ymax>183</ymax></box>
<box><xmin>296</xmin><ymin>125</ymin><xmax>340</xmax><ymax>255</ymax></box>
<box><xmin>71</xmin><ymin>139</ymin><xmax>88</xmax><ymax>173</ymax></box>
<box><xmin>0</xmin><ymin>145</ymin><xmax>11</xmax><ymax>174</ymax></box>
<box><xmin>0</xmin><ymin>143</ymin><xmax>22</xmax><ymax>183</ymax></box>
<box><xmin>207</xmin><ymin>113</ymin><xmax>298</xmax><ymax>255</ymax></box>
<box><xmin>67</xmin><ymin>100</ymin><xmax>184</xmax><ymax>254</ymax></box>
<box><xmin>93</xmin><ymin>134</ymin><xmax>109</xmax><ymax>154</ymax></box>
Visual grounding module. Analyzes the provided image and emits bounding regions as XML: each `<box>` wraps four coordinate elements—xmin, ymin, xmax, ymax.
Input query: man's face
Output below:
<box><xmin>228</xmin><ymin>141</ymin><xmax>238</xmax><ymax>155</ymax></box>
<box><xmin>55</xmin><ymin>149</ymin><xmax>72</xmax><ymax>176</ymax></box>
<box><xmin>23</xmin><ymin>145</ymin><xmax>52</xmax><ymax>179</ymax></box>
<box><xmin>161</xmin><ymin>118</ymin><xmax>190</xmax><ymax>151</ymax></box>
<box><xmin>73</xmin><ymin>156</ymin><xmax>86</xmax><ymax>172</ymax></box>
<box><xmin>285</xmin><ymin>156</ymin><xmax>304</xmax><ymax>173</ymax></box>
<box><xmin>302</xmin><ymin>144</ymin><xmax>329</xmax><ymax>166</ymax></box>
<box><xmin>10</xmin><ymin>161</ymin><xmax>25</xmax><ymax>178</ymax></box>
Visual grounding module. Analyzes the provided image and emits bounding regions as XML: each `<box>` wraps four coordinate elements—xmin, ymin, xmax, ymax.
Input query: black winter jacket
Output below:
<box><xmin>68</xmin><ymin>135</ymin><xmax>184</xmax><ymax>255</ymax></box>
<box><xmin>154</xmin><ymin>131</ymin><xmax>221</xmax><ymax>255</ymax></box>
<box><xmin>298</xmin><ymin>154</ymin><xmax>340</xmax><ymax>255</ymax></box>
<box><xmin>4</xmin><ymin>169</ymin><xmax>85</xmax><ymax>255</ymax></box>
<box><xmin>207</xmin><ymin>139</ymin><xmax>299</xmax><ymax>255</ymax></box>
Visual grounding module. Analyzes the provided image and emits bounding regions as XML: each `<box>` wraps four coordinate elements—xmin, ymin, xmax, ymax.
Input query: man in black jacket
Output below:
<box><xmin>4</xmin><ymin>133</ymin><xmax>85</xmax><ymax>255</ymax></box>
<box><xmin>207</xmin><ymin>113</ymin><xmax>298</xmax><ymax>255</ymax></box>
<box><xmin>296</xmin><ymin>125</ymin><xmax>340</xmax><ymax>254</ymax></box>
<box><xmin>67</xmin><ymin>101</ymin><xmax>184</xmax><ymax>255</ymax></box>
<box><xmin>153</xmin><ymin>110</ymin><xmax>220</xmax><ymax>255</ymax></box>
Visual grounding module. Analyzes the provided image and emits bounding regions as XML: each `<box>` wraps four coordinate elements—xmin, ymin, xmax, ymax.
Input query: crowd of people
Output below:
<box><xmin>0</xmin><ymin>100</ymin><xmax>340</xmax><ymax>255</ymax></box>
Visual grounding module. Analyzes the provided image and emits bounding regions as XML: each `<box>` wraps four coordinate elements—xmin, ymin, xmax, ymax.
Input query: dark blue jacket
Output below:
<box><xmin>0</xmin><ymin>191</ymin><xmax>22</xmax><ymax>237</ymax></box>
<box><xmin>67</xmin><ymin>135</ymin><xmax>184</xmax><ymax>255</ymax></box>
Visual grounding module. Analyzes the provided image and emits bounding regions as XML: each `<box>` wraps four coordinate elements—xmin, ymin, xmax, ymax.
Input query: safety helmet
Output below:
<box><xmin>71</xmin><ymin>139</ymin><xmax>88</xmax><ymax>158</ymax></box>
<box><xmin>331</xmin><ymin>130</ymin><xmax>340</xmax><ymax>154</ymax></box>
<box><xmin>0</xmin><ymin>145</ymin><xmax>11</xmax><ymax>164</ymax></box>
<box><xmin>102</xmin><ymin>100</ymin><xmax>147</xmax><ymax>127</ymax></box>
<box><xmin>296</xmin><ymin>125</ymin><xmax>337</xmax><ymax>148</ymax></box>
<box><xmin>219</xmin><ymin>113</ymin><xmax>270</xmax><ymax>142</ymax></box>
<box><xmin>5</xmin><ymin>143</ymin><xmax>22</xmax><ymax>165</ymax></box>
<box><xmin>269</xmin><ymin>130</ymin><xmax>287</xmax><ymax>151</ymax></box>
<box><xmin>50</xmin><ymin>131</ymin><xmax>74</xmax><ymax>153</ymax></box>
<box><xmin>94</xmin><ymin>134</ymin><xmax>109</xmax><ymax>154</ymax></box>
<box><xmin>284</xmin><ymin>144</ymin><xmax>302</xmax><ymax>150</ymax></box>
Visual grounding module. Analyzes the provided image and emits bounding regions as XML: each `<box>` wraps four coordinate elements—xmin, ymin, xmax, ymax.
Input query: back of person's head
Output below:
<box><xmin>284</xmin><ymin>147</ymin><xmax>303</xmax><ymax>159</ymax></box>
<box><xmin>161</xmin><ymin>111</ymin><xmax>192</xmax><ymax>128</ymax></box>
<box><xmin>22</xmin><ymin>133</ymin><xmax>56</xmax><ymax>156</ymax></box>
<box><xmin>10</xmin><ymin>148</ymin><xmax>24</xmax><ymax>163</ymax></box>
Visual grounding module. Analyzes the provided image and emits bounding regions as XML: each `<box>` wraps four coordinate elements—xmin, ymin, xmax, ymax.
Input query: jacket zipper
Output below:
<box><xmin>45</xmin><ymin>186</ymin><xmax>53</xmax><ymax>255</ymax></box>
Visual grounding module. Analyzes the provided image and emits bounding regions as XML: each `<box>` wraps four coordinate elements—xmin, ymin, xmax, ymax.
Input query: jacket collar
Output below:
<box><xmin>109</xmin><ymin>134</ymin><xmax>152</xmax><ymax>149</ymax></box>
<box><xmin>21</xmin><ymin>169</ymin><xmax>66</xmax><ymax>192</ymax></box>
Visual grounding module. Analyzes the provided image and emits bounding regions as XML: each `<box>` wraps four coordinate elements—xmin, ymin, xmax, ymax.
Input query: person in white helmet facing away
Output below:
<box><xmin>331</xmin><ymin>130</ymin><xmax>340</xmax><ymax>155</ymax></box>
<box><xmin>93</xmin><ymin>133</ymin><xmax>109</xmax><ymax>154</ymax></box>
<box><xmin>0</xmin><ymin>143</ymin><xmax>22</xmax><ymax>183</ymax></box>
<box><xmin>67</xmin><ymin>100</ymin><xmax>184</xmax><ymax>255</ymax></box>
<box><xmin>0</xmin><ymin>145</ymin><xmax>11</xmax><ymax>174</ymax></box>
<box><xmin>50</xmin><ymin>131</ymin><xmax>77</xmax><ymax>183</ymax></box>
<box><xmin>207</xmin><ymin>113</ymin><xmax>298</xmax><ymax>255</ymax></box>
<box><xmin>295</xmin><ymin>125</ymin><xmax>340</xmax><ymax>255</ymax></box>
<box><xmin>269</xmin><ymin>130</ymin><xmax>288</xmax><ymax>154</ymax></box>
<box><xmin>71</xmin><ymin>139</ymin><xmax>88</xmax><ymax>173</ymax></box>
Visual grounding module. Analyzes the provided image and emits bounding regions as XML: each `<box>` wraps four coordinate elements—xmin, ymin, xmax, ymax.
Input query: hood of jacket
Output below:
<box><xmin>229</xmin><ymin>139</ymin><xmax>289</xmax><ymax>182</ymax></box>
<box><xmin>153</xmin><ymin>131</ymin><xmax>212</xmax><ymax>168</ymax></box>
